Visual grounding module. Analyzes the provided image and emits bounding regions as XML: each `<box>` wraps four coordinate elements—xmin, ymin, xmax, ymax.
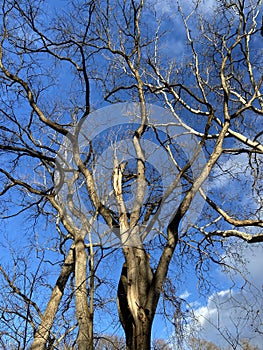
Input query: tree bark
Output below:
<box><xmin>75</xmin><ymin>237</ymin><xmax>93</xmax><ymax>350</ymax></box>
<box><xmin>117</xmin><ymin>247</ymin><xmax>154</xmax><ymax>350</ymax></box>
<box><xmin>32</xmin><ymin>245</ymin><xmax>75</xmax><ymax>350</ymax></box>
<box><xmin>117</xmin><ymin>220</ymin><xmax>179</xmax><ymax>350</ymax></box>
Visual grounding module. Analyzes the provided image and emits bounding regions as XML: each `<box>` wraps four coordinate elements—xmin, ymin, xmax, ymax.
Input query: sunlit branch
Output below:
<box><xmin>199</xmin><ymin>187</ymin><xmax>263</xmax><ymax>228</ymax></box>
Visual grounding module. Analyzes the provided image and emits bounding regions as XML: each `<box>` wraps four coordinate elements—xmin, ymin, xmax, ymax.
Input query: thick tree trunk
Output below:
<box><xmin>32</xmin><ymin>245</ymin><xmax>75</xmax><ymax>350</ymax></box>
<box><xmin>75</xmin><ymin>237</ymin><xmax>93</xmax><ymax>350</ymax></box>
<box><xmin>132</xmin><ymin>319</ymin><xmax>152</xmax><ymax>350</ymax></box>
<box><xmin>117</xmin><ymin>247</ymin><xmax>154</xmax><ymax>350</ymax></box>
<box><xmin>117</xmin><ymin>222</ymin><xmax>179</xmax><ymax>350</ymax></box>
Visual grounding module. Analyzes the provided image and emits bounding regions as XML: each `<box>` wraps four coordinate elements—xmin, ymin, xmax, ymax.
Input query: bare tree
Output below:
<box><xmin>0</xmin><ymin>0</ymin><xmax>262</xmax><ymax>349</ymax></box>
<box><xmin>188</xmin><ymin>338</ymin><xmax>221</xmax><ymax>350</ymax></box>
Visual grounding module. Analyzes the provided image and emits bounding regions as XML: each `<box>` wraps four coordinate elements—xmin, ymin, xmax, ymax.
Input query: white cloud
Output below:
<box><xmin>207</xmin><ymin>153</ymin><xmax>261</xmax><ymax>220</ymax></box>
<box><xmin>197</xmin><ymin>0</ymin><xmax>217</xmax><ymax>15</ymax></box>
<box><xmin>191</xmin><ymin>244</ymin><xmax>263</xmax><ymax>348</ymax></box>
<box><xmin>179</xmin><ymin>290</ymin><xmax>191</xmax><ymax>299</ymax></box>
<box><xmin>244</xmin><ymin>245</ymin><xmax>263</xmax><ymax>286</ymax></box>
<box><xmin>193</xmin><ymin>289</ymin><xmax>263</xmax><ymax>348</ymax></box>
<box><xmin>222</xmin><ymin>243</ymin><xmax>263</xmax><ymax>289</ymax></box>
<box><xmin>209</xmin><ymin>153</ymin><xmax>250</xmax><ymax>190</ymax></box>
<box><xmin>154</xmin><ymin>0</ymin><xmax>217</xmax><ymax>17</ymax></box>
<box><xmin>153</xmin><ymin>0</ymin><xmax>177</xmax><ymax>16</ymax></box>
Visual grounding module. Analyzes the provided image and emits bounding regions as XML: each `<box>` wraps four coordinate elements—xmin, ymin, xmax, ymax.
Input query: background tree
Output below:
<box><xmin>188</xmin><ymin>337</ymin><xmax>260</xmax><ymax>350</ymax></box>
<box><xmin>0</xmin><ymin>0</ymin><xmax>262</xmax><ymax>349</ymax></box>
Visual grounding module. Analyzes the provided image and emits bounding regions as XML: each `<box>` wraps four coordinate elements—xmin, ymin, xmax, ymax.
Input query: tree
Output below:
<box><xmin>188</xmin><ymin>337</ymin><xmax>260</xmax><ymax>350</ymax></box>
<box><xmin>240</xmin><ymin>339</ymin><xmax>260</xmax><ymax>350</ymax></box>
<box><xmin>152</xmin><ymin>338</ymin><xmax>172</xmax><ymax>350</ymax></box>
<box><xmin>0</xmin><ymin>0</ymin><xmax>262</xmax><ymax>349</ymax></box>
<box><xmin>94</xmin><ymin>335</ymin><xmax>125</xmax><ymax>349</ymax></box>
<box><xmin>188</xmin><ymin>338</ymin><xmax>221</xmax><ymax>350</ymax></box>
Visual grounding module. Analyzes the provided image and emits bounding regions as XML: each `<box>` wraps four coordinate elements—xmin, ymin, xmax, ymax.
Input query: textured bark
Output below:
<box><xmin>118</xmin><ymin>247</ymin><xmax>154</xmax><ymax>350</ymax></box>
<box><xmin>117</xmin><ymin>220</ymin><xmax>179</xmax><ymax>350</ymax></box>
<box><xmin>32</xmin><ymin>245</ymin><xmax>75</xmax><ymax>350</ymax></box>
<box><xmin>75</xmin><ymin>238</ymin><xmax>93</xmax><ymax>350</ymax></box>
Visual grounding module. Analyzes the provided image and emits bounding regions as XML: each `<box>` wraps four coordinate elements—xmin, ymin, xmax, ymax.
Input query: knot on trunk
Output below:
<box><xmin>138</xmin><ymin>306</ymin><xmax>150</xmax><ymax>323</ymax></box>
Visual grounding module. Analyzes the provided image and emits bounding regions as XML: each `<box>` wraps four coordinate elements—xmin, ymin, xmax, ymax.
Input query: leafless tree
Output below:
<box><xmin>0</xmin><ymin>0</ymin><xmax>262</xmax><ymax>349</ymax></box>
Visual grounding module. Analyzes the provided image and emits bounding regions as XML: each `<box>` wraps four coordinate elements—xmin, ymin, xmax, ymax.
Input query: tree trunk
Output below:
<box><xmin>32</xmin><ymin>245</ymin><xmax>75</xmax><ymax>350</ymax></box>
<box><xmin>117</xmin><ymin>247</ymin><xmax>154</xmax><ymax>350</ymax></box>
<box><xmin>75</xmin><ymin>237</ymin><xmax>93</xmax><ymax>350</ymax></box>
<box><xmin>117</xmin><ymin>221</ymin><xmax>179</xmax><ymax>350</ymax></box>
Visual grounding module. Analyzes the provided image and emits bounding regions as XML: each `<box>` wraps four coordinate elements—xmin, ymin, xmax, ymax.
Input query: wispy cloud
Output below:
<box><xmin>154</xmin><ymin>0</ymin><xmax>217</xmax><ymax>17</ymax></box>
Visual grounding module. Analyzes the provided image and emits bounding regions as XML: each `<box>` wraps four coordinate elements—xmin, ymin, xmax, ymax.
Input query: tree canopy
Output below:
<box><xmin>0</xmin><ymin>0</ymin><xmax>262</xmax><ymax>349</ymax></box>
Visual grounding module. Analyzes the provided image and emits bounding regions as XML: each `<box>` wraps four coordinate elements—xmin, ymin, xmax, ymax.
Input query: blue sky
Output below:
<box><xmin>149</xmin><ymin>1</ymin><xmax>263</xmax><ymax>347</ymax></box>
<box><xmin>0</xmin><ymin>0</ymin><xmax>263</xmax><ymax>348</ymax></box>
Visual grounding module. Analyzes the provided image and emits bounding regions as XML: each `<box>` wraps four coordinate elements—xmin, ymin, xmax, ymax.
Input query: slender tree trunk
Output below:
<box><xmin>75</xmin><ymin>237</ymin><xmax>93</xmax><ymax>350</ymax></box>
<box><xmin>32</xmin><ymin>245</ymin><xmax>75</xmax><ymax>350</ymax></box>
